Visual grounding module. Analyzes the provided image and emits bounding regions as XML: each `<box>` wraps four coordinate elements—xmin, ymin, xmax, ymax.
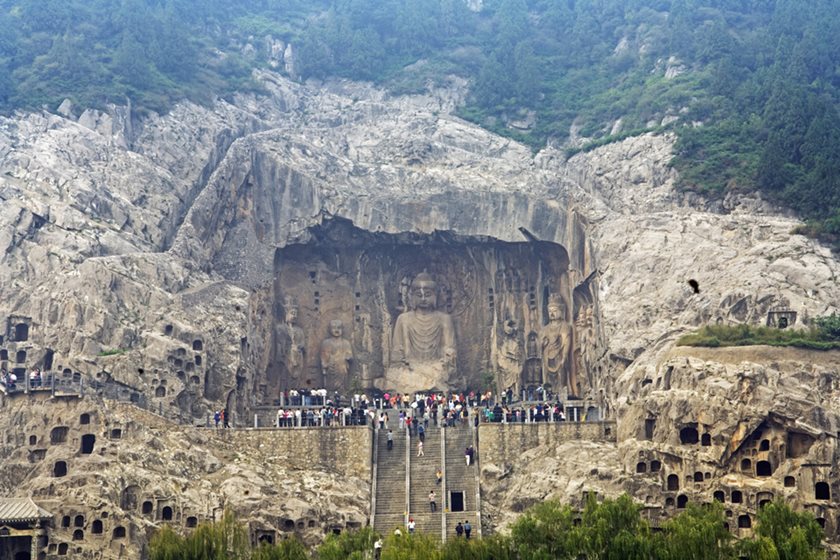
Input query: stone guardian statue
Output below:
<box><xmin>539</xmin><ymin>296</ymin><xmax>578</xmax><ymax>398</ymax></box>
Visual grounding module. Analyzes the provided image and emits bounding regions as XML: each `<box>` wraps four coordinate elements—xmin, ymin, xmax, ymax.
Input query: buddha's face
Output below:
<box><xmin>548</xmin><ymin>304</ymin><xmax>563</xmax><ymax>322</ymax></box>
<box><xmin>412</xmin><ymin>280</ymin><xmax>437</xmax><ymax>310</ymax></box>
<box><xmin>330</xmin><ymin>321</ymin><xmax>343</xmax><ymax>337</ymax></box>
<box><xmin>286</xmin><ymin>307</ymin><xmax>299</xmax><ymax>324</ymax></box>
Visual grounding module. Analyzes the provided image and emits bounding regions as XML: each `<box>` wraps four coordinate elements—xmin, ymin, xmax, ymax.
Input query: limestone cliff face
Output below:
<box><xmin>1</xmin><ymin>70</ymin><xmax>840</xmax><ymax>556</ymax></box>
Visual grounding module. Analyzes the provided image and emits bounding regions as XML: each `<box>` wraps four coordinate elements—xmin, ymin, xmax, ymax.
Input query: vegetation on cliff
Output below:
<box><xmin>0</xmin><ymin>1</ymin><xmax>838</xmax><ymax>237</ymax></box>
<box><xmin>677</xmin><ymin>315</ymin><xmax>840</xmax><ymax>349</ymax></box>
<box><xmin>149</xmin><ymin>497</ymin><xmax>824</xmax><ymax>559</ymax></box>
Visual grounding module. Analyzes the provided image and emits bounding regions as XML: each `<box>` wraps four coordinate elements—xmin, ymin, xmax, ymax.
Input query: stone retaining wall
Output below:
<box><xmin>227</xmin><ymin>426</ymin><xmax>374</xmax><ymax>480</ymax></box>
<box><xmin>478</xmin><ymin>421</ymin><xmax>616</xmax><ymax>467</ymax></box>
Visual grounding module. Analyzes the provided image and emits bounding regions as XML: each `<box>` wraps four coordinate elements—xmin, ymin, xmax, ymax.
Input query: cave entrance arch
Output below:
<box><xmin>258</xmin><ymin>217</ymin><xmax>589</xmax><ymax>401</ymax></box>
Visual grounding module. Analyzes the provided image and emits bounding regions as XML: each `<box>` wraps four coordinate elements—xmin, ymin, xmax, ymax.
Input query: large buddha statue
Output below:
<box><xmin>381</xmin><ymin>272</ymin><xmax>457</xmax><ymax>392</ymax></box>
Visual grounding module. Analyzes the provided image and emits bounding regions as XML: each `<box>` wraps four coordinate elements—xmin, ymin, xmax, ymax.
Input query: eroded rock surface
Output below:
<box><xmin>1</xmin><ymin>70</ymin><xmax>840</xmax><ymax>556</ymax></box>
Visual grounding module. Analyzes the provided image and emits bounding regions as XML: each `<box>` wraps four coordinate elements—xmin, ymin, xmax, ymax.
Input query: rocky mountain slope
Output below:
<box><xmin>2</xmin><ymin>70</ymin><xmax>840</xmax><ymax>555</ymax></box>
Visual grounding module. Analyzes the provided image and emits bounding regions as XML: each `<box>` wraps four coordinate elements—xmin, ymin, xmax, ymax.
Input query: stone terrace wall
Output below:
<box><xmin>227</xmin><ymin>427</ymin><xmax>374</xmax><ymax>480</ymax></box>
<box><xmin>478</xmin><ymin>421</ymin><xmax>617</xmax><ymax>467</ymax></box>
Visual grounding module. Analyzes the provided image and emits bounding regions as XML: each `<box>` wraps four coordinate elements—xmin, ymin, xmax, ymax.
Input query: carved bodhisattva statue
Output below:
<box><xmin>276</xmin><ymin>303</ymin><xmax>306</xmax><ymax>385</ymax></box>
<box><xmin>382</xmin><ymin>272</ymin><xmax>456</xmax><ymax>393</ymax></box>
<box><xmin>320</xmin><ymin>320</ymin><xmax>353</xmax><ymax>390</ymax></box>
<box><xmin>497</xmin><ymin>319</ymin><xmax>523</xmax><ymax>393</ymax></box>
<box><xmin>539</xmin><ymin>297</ymin><xmax>578</xmax><ymax>398</ymax></box>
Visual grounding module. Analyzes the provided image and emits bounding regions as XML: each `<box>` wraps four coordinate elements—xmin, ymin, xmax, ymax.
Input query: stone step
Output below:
<box><xmin>405</xmin><ymin>512</ymin><xmax>442</xmax><ymax>538</ymax></box>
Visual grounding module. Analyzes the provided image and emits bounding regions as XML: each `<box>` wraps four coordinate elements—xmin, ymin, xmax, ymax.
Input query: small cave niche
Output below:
<box><xmin>80</xmin><ymin>434</ymin><xmax>95</xmax><ymax>454</ymax></box>
<box><xmin>185</xmin><ymin>362</ymin><xmax>194</xmax><ymax>372</ymax></box>
<box><xmin>15</xmin><ymin>323</ymin><xmax>29</xmax><ymax>342</ymax></box>
<box><xmin>161</xmin><ymin>506</ymin><xmax>173</xmax><ymax>521</ymax></box>
<box><xmin>92</xmin><ymin>520</ymin><xmax>103</xmax><ymax>534</ymax></box>
<box><xmin>282</xmin><ymin>519</ymin><xmax>294</xmax><ymax>531</ymax></box>
<box><xmin>731</xmin><ymin>490</ymin><xmax>743</xmax><ymax>503</ymax></box>
<box><xmin>784</xmin><ymin>476</ymin><xmax>796</xmax><ymax>488</ymax></box>
<box><xmin>195</xmin><ymin>355</ymin><xmax>202</xmax><ymax>366</ymax></box>
<box><xmin>0</xmin><ymin>349</ymin><xmax>7</xmax><ymax>361</ymax></box>
<box><xmin>665</xmin><ymin>497</ymin><xmax>674</xmax><ymax>507</ymax></box>
<box><xmin>29</xmin><ymin>435</ymin><xmax>37</xmax><ymax>445</ymax></box>
<box><xmin>142</xmin><ymin>501</ymin><xmax>153</xmax><ymax>515</ymax></box>
<box><xmin>192</xmin><ymin>340</ymin><xmax>203</xmax><ymax>351</ymax></box>
<box><xmin>650</xmin><ymin>460</ymin><xmax>661</xmax><ymax>473</ymax></box>
<box><xmin>121</xmin><ymin>486</ymin><xmax>140</xmax><ymax>510</ymax></box>
<box><xmin>176</xmin><ymin>347</ymin><xmax>187</xmax><ymax>357</ymax></box>
<box><xmin>759</xmin><ymin>439</ymin><xmax>770</xmax><ymax>451</ymax></box>
<box><xmin>110</xmin><ymin>428</ymin><xmax>122</xmax><ymax>439</ymax></box>
<box><xmin>701</xmin><ymin>433</ymin><xmax>711</xmax><ymax>446</ymax></box>
<box><xmin>155</xmin><ymin>386</ymin><xmax>166</xmax><ymax>398</ymax></box>
<box><xmin>756</xmin><ymin>460</ymin><xmax>772</xmax><ymax>477</ymax></box>
<box><xmin>190</xmin><ymin>375</ymin><xmax>200</xmax><ymax>385</ymax></box>
<box><xmin>79</xmin><ymin>413</ymin><xmax>90</xmax><ymax>425</ymax></box>
<box><xmin>43</xmin><ymin>348</ymin><xmax>54</xmax><ymax>370</ymax></box>
<box><xmin>667</xmin><ymin>474</ymin><xmax>679</xmax><ymax>491</ymax></box>
<box><xmin>636</xmin><ymin>462</ymin><xmax>647</xmax><ymax>474</ymax></box>
<box><xmin>113</xmin><ymin>526</ymin><xmax>126</xmax><ymax>539</ymax></box>
<box><xmin>53</xmin><ymin>461</ymin><xmax>67</xmax><ymax>477</ymax></box>
<box><xmin>173</xmin><ymin>358</ymin><xmax>184</xmax><ymax>369</ymax></box>
<box><xmin>816</xmin><ymin>518</ymin><xmax>826</xmax><ymax>529</ymax></box>
<box><xmin>61</xmin><ymin>516</ymin><xmax>70</xmax><ymax>528</ymax></box>
<box><xmin>72</xmin><ymin>530</ymin><xmax>83</xmax><ymax>541</ymax></box>
<box><xmin>740</xmin><ymin>458</ymin><xmax>752</xmax><ymax>473</ymax></box>
<box><xmin>256</xmin><ymin>531</ymin><xmax>275</xmax><ymax>545</ymax></box>
<box><xmin>677</xmin><ymin>495</ymin><xmax>688</xmax><ymax>509</ymax></box>
<box><xmin>693</xmin><ymin>471</ymin><xmax>704</xmax><ymax>483</ymax></box>
<box><xmin>186</xmin><ymin>516</ymin><xmax>198</xmax><ymax>528</ymax></box>
<box><xmin>644</xmin><ymin>418</ymin><xmax>656</xmax><ymax>440</ymax></box>
<box><xmin>815</xmin><ymin>482</ymin><xmax>830</xmax><ymax>500</ymax></box>
<box><xmin>29</xmin><ymin>449</ymin><xmax>46</xmax><ymax>462</ymax></box>
<box><xmin>58</xmin><ymin>543</ymin><xmax>68</xmax><ymax>555</ymax></box>
<box><xmin>74</xmin><ymin>515</ymin><xmax>84</xmax><ymax>527</ymax></box>
<box><xmin>679</xmin><ymin>426</ymin><xmax>699</xmax><ymax>444</ymax></box>
<box><xmin>164</xmin><ymin>324</ymin><xmax>173</xmax><ymax>336</ymax></box>
<box><xmin>737</xmin><ymin>515</ymin><xmax>752</xmax><ymax>529</ymax></box>
<box><xmin>713</xmin><ymin>490</ymin><xmax>725</xmax><ymax>502</ymax></box>
<box><xmin>15</xmin><ymin>350</ymin><xmax>26</xmax><ymax>363</ymax></box>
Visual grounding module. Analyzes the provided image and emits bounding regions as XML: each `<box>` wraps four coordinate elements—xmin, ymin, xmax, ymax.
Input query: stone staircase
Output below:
<box><xmin>443</xmin><ymin>420</ymin><xmax>481</xmax><ymax>540</ymax></box>
<box><xmin>372</xmin><ymin>410</ymin><xmax>407</xmax><ymax>535</ymax></box>
<box><xmin>408</xmin><ymin>423</ymin><xmax>443</xmax><ymax>537</ymax></box>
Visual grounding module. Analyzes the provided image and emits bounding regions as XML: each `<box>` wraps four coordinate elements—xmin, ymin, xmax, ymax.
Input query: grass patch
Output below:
<box><xmin>677</xmin><ymin>322</ymin><xmax>840</xmax><ymax>350</ymax></box>
<box><xmin>98</xmin><ymin>348</ymin><xmax>128</xmax><ymax>357</ymax></box>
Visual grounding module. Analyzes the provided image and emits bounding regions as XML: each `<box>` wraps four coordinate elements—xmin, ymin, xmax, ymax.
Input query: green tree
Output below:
<box><xmin>744</xmin><ymin>501</ymin><xmax>825</xmax><ymax>560</ymax></box>
<box><xmin>316</xmin><ymin>526</ymin><xmax>378</xmax><ymax>560</ymax></box>
<box><xmin>656</xmin><ymin>502</ymin><xmax>736</xmax><ymax>560</ymax></box>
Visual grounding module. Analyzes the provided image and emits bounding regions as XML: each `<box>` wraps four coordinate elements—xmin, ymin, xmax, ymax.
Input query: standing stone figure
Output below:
<box><xmin>383</xmin><ymin>271</ymin><xmax>457</xmax><ymax>393</ymax></box>
<box><xmin>539</xmin><ymin>296</ymin><xmax>578</xmax><ymax>398</ymax></box>
<box><xmin>276</xmin><ymin>301</ymin><xmax>306</xmax><ymax>386</ymax></box>
<box><xmin>497</xmin><ymin>319</ymin><xmax>523</xmax><ymax>394</ymax></box>
<box><xmin>574</xmin><ymin>306</ymin><xmax>596</xmax><ymax>395</ymax></box>
<box><xmin>320</xmin><ymin>319</ymin><xmax>353</xmax><ymax>389</ymax></box>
